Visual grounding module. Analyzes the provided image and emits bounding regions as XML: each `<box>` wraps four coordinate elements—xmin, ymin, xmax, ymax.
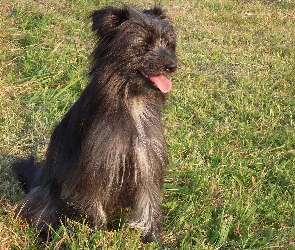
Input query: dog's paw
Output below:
<box><xmin>141</xmin><ymin>230</ymin><xmax>162</xmax><ymax>244</ymax></box>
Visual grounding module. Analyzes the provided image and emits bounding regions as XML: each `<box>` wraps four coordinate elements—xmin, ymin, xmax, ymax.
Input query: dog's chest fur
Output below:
<box><xmin>74</xmin><ymin>95</ymin><xmax>166</xmax><ymax>206</ymax></box>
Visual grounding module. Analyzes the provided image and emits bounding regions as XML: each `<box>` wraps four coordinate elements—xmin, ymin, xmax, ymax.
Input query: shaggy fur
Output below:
<box><xmin>13</xmin><ymin>5</ymin><xmax>177</xmax><ymax>243</ymax></box>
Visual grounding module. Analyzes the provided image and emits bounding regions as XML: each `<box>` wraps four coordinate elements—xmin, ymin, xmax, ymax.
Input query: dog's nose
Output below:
<box><xmin>165</xmin><ymin>62</ymin><xmax>177</xmax><ymax>73</ymax></box>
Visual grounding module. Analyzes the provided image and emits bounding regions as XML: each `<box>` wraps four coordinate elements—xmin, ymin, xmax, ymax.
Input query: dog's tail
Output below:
<box><xmin>12</xmin><ymin>156</ymin><xmax>38</xmax><ymax>193</ymax></box>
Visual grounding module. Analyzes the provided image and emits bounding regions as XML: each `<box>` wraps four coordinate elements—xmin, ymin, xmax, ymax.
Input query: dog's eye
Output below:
<box><xmin>161</xmin><ymin>32</ymin><xmax>176</xmax><ymax>50</ymax></box>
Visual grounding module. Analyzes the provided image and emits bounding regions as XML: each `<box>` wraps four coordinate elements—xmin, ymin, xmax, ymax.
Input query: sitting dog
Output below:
<box><xmin>13</xmin><ymin>4</ymin><xmax>177</xmax><ymax>244</ymax></box>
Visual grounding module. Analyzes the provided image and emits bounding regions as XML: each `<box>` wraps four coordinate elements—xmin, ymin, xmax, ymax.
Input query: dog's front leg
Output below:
<box><xmin>129</xmin><ymin>182</ymin><xmax>163</xmax><ymax>243</ymax></box>
<box><xmin>88</xmin><ymin>200</ymin><xmax>107</xmax><ymax>230</ymax></box>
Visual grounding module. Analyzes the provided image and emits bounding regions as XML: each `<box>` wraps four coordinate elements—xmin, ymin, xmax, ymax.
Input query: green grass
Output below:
<box><xmin>1</xmin><ymin>0</ymin><xmax>295</xmax><ymax>249</ymax></box>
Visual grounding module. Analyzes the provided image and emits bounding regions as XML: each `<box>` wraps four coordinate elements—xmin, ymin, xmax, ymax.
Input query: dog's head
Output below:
<box><xmin>91</xmin><ymin>5</ymin><xmax>177</xmax><ymax>94</ymax></box>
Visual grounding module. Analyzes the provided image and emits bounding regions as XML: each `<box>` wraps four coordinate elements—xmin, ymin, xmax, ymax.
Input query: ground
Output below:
<box><xmin>1</xmin><ymin>0</ymin><xmax>295</xmax><ymax>249</ymax></box>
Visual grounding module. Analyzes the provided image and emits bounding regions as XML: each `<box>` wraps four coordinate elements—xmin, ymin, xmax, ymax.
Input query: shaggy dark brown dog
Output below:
<box><xmin>13</xmin><ymin>4</ymin><xmax>177</xmax><ymax>244</ymax></box>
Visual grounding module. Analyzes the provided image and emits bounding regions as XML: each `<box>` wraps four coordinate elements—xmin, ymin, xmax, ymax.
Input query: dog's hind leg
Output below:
<box><xmin>15</xmin><ymin>185</ymin><xmax>66</xmax><ymax>242</ymax></box>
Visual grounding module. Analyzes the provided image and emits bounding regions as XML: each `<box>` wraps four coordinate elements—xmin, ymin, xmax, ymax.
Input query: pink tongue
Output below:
<box><xmin>149</xmin><ymin>75</ymin><xmax>172</xmax><ymax>93</ymax></box>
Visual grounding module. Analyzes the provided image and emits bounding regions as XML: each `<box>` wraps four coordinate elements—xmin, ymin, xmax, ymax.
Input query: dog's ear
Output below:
<box><xmin>91</xmin><ymin>7</ymin><xmax>130</xmax><ymax>36</ymax></box>
<box><xmin>144</xmin><ymin>6</ymin><xmax>167</xmax><ymax>19</ymax></box>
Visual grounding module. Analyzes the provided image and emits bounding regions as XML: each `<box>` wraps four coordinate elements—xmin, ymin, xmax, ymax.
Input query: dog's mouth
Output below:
<box><xmin>141</xmin><ymin>72</ymin><xmax>172</xmax><ymax>93</ymax></box>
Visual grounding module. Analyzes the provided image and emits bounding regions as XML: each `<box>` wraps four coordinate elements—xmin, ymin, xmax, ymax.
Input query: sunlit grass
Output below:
<box><xmin>1</xmin><ymin>0</ymin><xmax>295</xmax><ymax>249</ymax></box>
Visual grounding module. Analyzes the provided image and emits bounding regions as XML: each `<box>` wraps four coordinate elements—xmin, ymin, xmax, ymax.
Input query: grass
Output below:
<box><xmin>1</xmin><ymin>0</ymin><xmax>295</xmax><ymax>249</ymax></box>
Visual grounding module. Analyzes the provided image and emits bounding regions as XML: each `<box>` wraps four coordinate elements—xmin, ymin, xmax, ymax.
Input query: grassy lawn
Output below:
<box><xmin>1</xmin><ymin>0</ymin><xmax>295</xmax><ymax>249</ymax></box>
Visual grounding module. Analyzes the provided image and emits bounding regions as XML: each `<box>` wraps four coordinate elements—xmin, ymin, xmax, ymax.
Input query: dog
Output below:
<box><xmin>13</xmin><ymin>4</ymin><xmax>177</xmax><ymax>244</ymax></box>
